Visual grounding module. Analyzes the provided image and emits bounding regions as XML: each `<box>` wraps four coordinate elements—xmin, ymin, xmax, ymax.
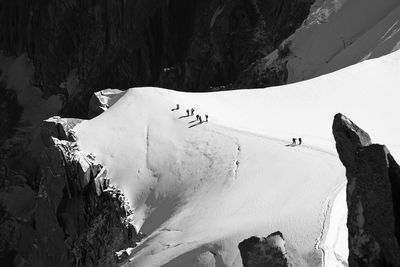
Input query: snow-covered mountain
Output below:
<box><xmin>269</xmin><ymin>0</ymin><xmax>400</xmax><ymax>83</ymax></box>
<box><xmin>2</xmin><ymin>0</ymin><xmax>400</xmax><ymax>266</ymax></box>
<box><xmin>73</xmin><ymin>49</ymin><xmax>400</xmax><ymax>266</ymax></box>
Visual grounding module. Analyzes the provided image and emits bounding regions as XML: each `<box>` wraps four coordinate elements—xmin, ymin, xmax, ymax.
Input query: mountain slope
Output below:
<box><xmin>73</xmin><ymin>50</ymin><xmax>400</xmax><ymax>266</ymax></box>
<box><xmin>75</xmin><ymin>90</ymin><xmax>346</xmax><ymax>267</ymax></box>
<box><xmin>286</xmin><ymin>0</ymin><xmax>400</xmax><ymax>82</ymax></box>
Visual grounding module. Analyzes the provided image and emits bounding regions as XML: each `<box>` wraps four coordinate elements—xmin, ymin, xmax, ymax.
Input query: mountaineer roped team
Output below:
<box><xmin>172</xmin><ymin>104</ymin><xmax>208</xmax><ymax>123</ymax></box>
<box><xmin>172</xmin><ymin>104</ymin><xmax>300</xmax><ymax>145</ymax></box>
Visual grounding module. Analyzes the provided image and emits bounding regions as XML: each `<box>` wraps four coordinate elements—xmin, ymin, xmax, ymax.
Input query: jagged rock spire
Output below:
<box><xmin>332</xmin><ymin>113</ymin><xmax>400</xmax><ymax>266</ymax></box>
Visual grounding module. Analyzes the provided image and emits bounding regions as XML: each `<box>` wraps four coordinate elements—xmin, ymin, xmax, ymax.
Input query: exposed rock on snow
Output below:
<box><xmin>238</xmin><ymin>231</ymin><xmax>307</xmax><ymax>267</ymax></box>
<box><xmin>41</xmin><ymin>116</ymin><xmax>83</xmax><ymax>145</ymax></box>
<box><xmin>88</xmin><ymin>89</ymin><xmax>124</xmax><ymax>119</ymax></box>
<box><xmin>0</xmin><ymin>118</ymin><xmax>142</xmax><ymax>266</ymax></box>
<box><xmin>332</xmin><ymin>113</ymin><xmax>372</xmax><ymax>169</ymax></box>
<box><xmin>333</xmin><ymin>113</ymin><xmax>400</xmax><ymax>266</ymax></box>
<box><xmin>115</xmin><ymin>247</ymin><xmax>135</xmax><ymax>264</ymax></box>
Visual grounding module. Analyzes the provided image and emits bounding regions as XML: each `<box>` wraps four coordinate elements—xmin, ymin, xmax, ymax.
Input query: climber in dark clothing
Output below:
<box><xmin>191</xmin><ymin>108</ymin><xmax>195</xmax><ymax>116</ymax></box>
<box><xmin>196</xmin><ymin>114</ymin><xmax>200</xmax><ymax>121</ymax></box>
<box><xmin>171</xmin><ymin>104</ymin><xmax>179</xmax><ymax>111</ymax></box>
<box><xmin>298</xmin><ymin>138</ymin><xmax>302</xmax><ymax>145</ymax></box>
<box><xmin>186</xmin><ymin>109</ymin><xmax>190</xmax><ymax>116</ymax></box>
<box><xmin>199</xmin><ymin>116</ymin><xmax>202</xmax><ymax>123</ymax></box>
<box><xmin>292</xmin><ymin>138</ymin><xmax>297</xmax><ymax>145</ymax></box>
<box><xmin>205</xmin><ymin>115</ymin><xmax>208</xmax><ymax>122</ymax></box>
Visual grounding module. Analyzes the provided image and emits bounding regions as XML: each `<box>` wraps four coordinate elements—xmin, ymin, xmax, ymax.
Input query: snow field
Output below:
<box><xmin>74</xmin><ymin>37</ymin><xmax>400</xmax><ymax>267</ymax></box>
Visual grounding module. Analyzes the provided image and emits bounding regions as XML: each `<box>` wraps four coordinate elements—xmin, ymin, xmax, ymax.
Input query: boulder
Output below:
<box><xmin>238</xmin><ymin>231</ymin><xmax>307</xmax><ymax>267</ymax></box>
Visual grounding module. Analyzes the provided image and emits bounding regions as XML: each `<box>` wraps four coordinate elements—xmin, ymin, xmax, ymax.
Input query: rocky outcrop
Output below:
<box><xmin>0</xmin><ymin>117</ymin><xmax>143</xmax><ymax>266</ymax></box>
<box><xmin>332</xmin><ymin>113</ymin><xmax>400</xmax><ymax>266</ymax></box>
<box><xmin>41</xmin><ymin>116</ymin><xmax>83</xmax><ymax>146</ymax></box>
<box><xmin>238</xmin><ymin>231</ymin><xmax>307</xmax><ymax>266</ymax></box>
<box><xmin>88</xmin><ymin>89</ymin><xmax>124</xmax><ymax>119</ymax></box>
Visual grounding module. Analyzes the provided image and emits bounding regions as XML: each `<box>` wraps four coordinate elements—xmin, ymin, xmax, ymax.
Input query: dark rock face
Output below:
<box><xmin>0</xmin><ymin>117</ymin><xmax>143</xmax><ymax>266</ymax></box>
<box><xmin>0</xmin><ymin>0</ymin><xmax>314</xmax><ymax>117</ymax></box>
<box><xmin>332</xmin><ymin>113</ymin><xmax>372</xmax><ymax>169</ymax></box>
<box><xmin>238</xmin><ymin>231</ymin><xmax>307</xmax><ymax>267</ymax></box>
<box><xmin>0</xmin><ymin>79</ymin><xmax>23</xmax><ymax>147</ymax></box>
<box><xmin>332</xmin><ymin>113</ymin><xmax>400</xmax><ymax>266</ymax></box>
<box><xmin>234</xmin><ymin>40</ymin><xmax>291</xmax><ymax>89</ymax></box>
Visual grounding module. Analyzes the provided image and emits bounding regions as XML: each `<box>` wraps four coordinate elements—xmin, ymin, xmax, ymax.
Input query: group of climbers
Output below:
<box><xmin>291</xmin><ymin>137</ymin><xmax>302</xmax><ymax>145</ymax></box>
<box><xmin>174</xmin><ymin>105</ymin><xmax>302</xmax><ymax>145</ymax></box>
<box><xmin>173</xmin><ymin>104</ymin><xmax>208</xmax><ymax>124</ymax></box>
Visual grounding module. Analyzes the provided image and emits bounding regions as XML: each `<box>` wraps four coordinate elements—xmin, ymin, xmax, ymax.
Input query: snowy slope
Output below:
<box><xmin>74</xmin><ymin>50</ymin><xmax>400</xmax><ymax>267</ymax></box>
<box><xmin>275</xmin><ymin>0</ymin><xmax>400</xmax><ymax>83</ymax></box>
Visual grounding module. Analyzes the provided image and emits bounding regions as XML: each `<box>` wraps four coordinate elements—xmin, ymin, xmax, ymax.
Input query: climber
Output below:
<box><xmin>171</xmin><ymin>104</ymin><xmax>179</xmax><ymax>111</ymax></box>
<box><xmin>298</xmin><ymin>138</ymin><xmax>302</xmax><ymax>145</ymax></box>
<box><xmin>191</xmin><ymin>108</ymin><xmax>195</xmax><ymax>116</ymax></box>
<box><xmin>292</xmin><ymin>138</ymin><xmax>297</xmax><ymax>145</ymax></box>
<box><xmin>205</xmin><ymin>115</ymin><xmax>208</xmax><ymax>122</ymax></box>
<box><xmin>186</xmin><ymin>109</ymin><xmax>190</xmax><ymax>116</ymax></box>
<box><xmin>199</xmin><ymin>116</ymin><xmax>203</xmax><ymax>123</ymax></box>
<box><xmin>196</xmin><ymin>114</ymin><xmax>200</xmax><ymax>121</ymax></box>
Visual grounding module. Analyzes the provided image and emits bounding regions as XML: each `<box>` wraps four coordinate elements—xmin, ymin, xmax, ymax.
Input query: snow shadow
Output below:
<box><xmin>178</xmin><ymin>115</ymin><xmax>190</xmax><ymax>119</ymax></box>
<box><xmin>189</xmin><ymin>122</ymin><xmax>203</xmax><ymax>128</ymax></box>
<box><xmin>285</xmin><ymin>143</ymin><xmax>297</xmax><ymax>147</ymax></box>
<box><xmin>162</xmin><ymin>246</ymin><xmax>224</xmax><ymax>267</ymax></box>
<box><xmin>141</xmin><ymin>192</ymin><xmax>182</xmax><ymax>235</ymax></box>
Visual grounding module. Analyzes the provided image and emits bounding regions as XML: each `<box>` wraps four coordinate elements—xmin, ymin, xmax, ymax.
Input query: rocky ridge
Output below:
<box><xmin>0</xmin><ymin>116</ymin><xmax>142</xmax><ymax>266</ymax></box>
